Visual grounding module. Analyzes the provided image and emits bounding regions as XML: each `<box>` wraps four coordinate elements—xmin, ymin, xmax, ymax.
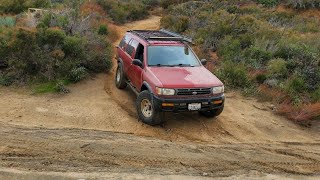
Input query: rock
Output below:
<box><xmin>202</xmin><ymin>172</ymin><xmax>208</xmax><ymax>176</ymax></box>
<box><xmin>264</xmin><ymin>79</ymin><xmax>278</xmax><ymax>88</ymax></box>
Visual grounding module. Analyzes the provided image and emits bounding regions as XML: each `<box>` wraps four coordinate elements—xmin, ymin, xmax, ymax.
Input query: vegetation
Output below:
<box><xmin>0</xmin><ymin>0</ymin><xmax>113</xmax><ymax>93</ymax></box>
<box><xmin>96</xmin><ymin>0</ymin><xmax>149</xmax><ymax>24</ymax></box>
<box><xmin>161</xmin><ymin>1</ymin><xmax>320</xmax><ymax>122</ymax></box>
<box><xmin>0</xmin><ymin>0</ymin><xmax>52</xmax><ymax>14</ymax></box>
<box><xmin>286</xmin><ymin>0</ymin><xmax>320</xmax><ymax>9</ymax></box>
<box><xmin>0</xmin><ymin>16</ymin><xmax>16</xmax><ymax>27</ymax></box>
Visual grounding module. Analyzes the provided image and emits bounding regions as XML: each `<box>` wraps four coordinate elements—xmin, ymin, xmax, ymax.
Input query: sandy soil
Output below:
<box><xmin>0</xmin><ymin>16</ymin><xmax>319</xmax><ymax>179</ymax></box>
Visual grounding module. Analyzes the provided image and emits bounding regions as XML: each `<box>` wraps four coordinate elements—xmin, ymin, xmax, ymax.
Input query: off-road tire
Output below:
<box><xmin>115</xmin><ymin>64</ymin><xmax>127</xmax><ymax>89</ymax></box>
<box><xmin>136</xmin><ymin>90</ymin><xmax>164</xmax><ymax>126</ymax></box>
<box><xmin>199</xmin><ymin>106</ymin><xmax>224</xmax><ymax>118</ymax></box>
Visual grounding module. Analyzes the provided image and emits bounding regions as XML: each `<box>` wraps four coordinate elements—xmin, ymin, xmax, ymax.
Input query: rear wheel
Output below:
<box><xmin>136</xmin><ymin>90</ymin><xmax>164</xmax><ymax>126</ymax></box>
<box><xmin>115</xmin><ymin>64</ymin><xmax>127</xmax><ymax>89</ymax></box>
<box><xmin>199</xmin><ymin>106</ymin><xmax>224</xmax><ymax>118</ymax></box>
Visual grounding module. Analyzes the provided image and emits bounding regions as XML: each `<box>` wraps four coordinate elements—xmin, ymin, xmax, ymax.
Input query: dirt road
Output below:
<box><xmin>0</xmin><ymin>16</ymin><xmax>319</xmax><ymax>179</ymax></box>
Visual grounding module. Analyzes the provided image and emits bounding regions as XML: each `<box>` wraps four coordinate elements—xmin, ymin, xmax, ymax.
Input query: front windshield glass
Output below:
<box><xmin>147</xmin><ymin>46</ymin><xmax>200</xmax><ymax>67</ymax></box>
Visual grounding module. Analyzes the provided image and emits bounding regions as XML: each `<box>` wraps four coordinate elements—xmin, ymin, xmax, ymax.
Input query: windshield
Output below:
<box><xmin>147</xmin><ymin>46</ymin><xmax>200</xmax><ymax>67</ymax></box>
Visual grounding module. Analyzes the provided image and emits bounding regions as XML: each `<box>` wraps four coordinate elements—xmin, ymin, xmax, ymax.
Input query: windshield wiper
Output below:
<box><xmin>149</xmin><ymin>64</ymin><xmax>169</xmax><ymax>67</ymax></box>
<box><xmin>170</xmin><ymin>64</ymin><xmax>194</xmax><ymax>67</ymax></box>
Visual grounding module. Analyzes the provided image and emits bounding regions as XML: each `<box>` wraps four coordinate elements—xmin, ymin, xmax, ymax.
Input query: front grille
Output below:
<box><xmin>176</xmin><ymin>88</ymin><xmax>212</xmax><ymax>96</ymax></box>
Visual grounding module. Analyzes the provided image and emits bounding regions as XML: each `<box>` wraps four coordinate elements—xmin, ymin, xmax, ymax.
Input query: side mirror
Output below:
<box><xmin>132</xmin><ymin>59</ymin><xmax>143</xmax><ymax>67</ymax></box>
<box><xmin>201</xmin><ymin>59</ymin><xmax>207</xmax><ymax>65</ymax></box>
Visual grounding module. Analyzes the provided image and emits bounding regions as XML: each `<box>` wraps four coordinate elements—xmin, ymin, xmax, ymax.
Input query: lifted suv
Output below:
<box><xmin>116</xmin><ymin>29</ymin><xmax>225</xmax><ymax>125</ymax></box>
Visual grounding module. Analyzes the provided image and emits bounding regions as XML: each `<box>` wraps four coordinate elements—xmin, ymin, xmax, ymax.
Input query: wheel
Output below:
<box><xmin>136</xmin><ymin>90</ymin><xmax>164</xmax><ymax>126</ymax></box>
<box><xmin>115</xmin><ymin>64</ymin><xmax>127</xmax><ymax>89</ymax></box>
<box><xmin>199</xmin><ymin>106</ymin><xmax>224</xmax><ymax>118</ymax></box>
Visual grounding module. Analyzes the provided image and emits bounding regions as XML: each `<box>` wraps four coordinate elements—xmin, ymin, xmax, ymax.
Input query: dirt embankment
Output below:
<box><xmin>0</xmin><ymin>16</ymin><xmax>319</xmax><ymax>179</ymax></box>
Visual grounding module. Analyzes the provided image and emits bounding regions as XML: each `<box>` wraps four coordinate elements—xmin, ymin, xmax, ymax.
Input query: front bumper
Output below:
<box><xmin>152</xmin><ymin>94</ymin><xmax>225</xmax><ymax>112</ymax></box>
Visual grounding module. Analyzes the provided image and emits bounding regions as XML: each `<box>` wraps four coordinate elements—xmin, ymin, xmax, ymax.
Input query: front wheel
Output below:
<box><xmin>136</xmin><ymin>90</ymin><xmax>164</xmax><ymax>126</ymax></box>
<box><xmin>199</xmin><ymin>106</ymin><xmax>224</xmax><ymax>118</ymax></box>
<box><xmin>115</xmin><ymin>64</ymin><xmax>127</xmax><ymax>89</ymax></box>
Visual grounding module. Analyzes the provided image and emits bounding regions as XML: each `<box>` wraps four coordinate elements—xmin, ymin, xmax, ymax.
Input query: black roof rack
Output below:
<box><xmin>129</xmin><ymin>29</ymin><xmax>192</xmax><ymax>43</ymax></box>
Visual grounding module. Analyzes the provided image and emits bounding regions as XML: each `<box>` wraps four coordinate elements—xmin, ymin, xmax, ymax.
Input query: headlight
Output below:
<box><xmin>212</xmin><ymin>86</ymin><xmax>224</xmax><ymax>94</ymax></box>
<box><xmin>156</xmin><ymin>87</ymin><xmax>175</xmax><ymax>96</ymax></box>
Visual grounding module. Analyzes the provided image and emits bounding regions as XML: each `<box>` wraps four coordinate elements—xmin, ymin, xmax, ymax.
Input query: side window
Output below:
<box><xmin>119</xmin><ymin>34</ymin><xmax>130</xmax><ymax>49</ymax></box>
<box><xmin>134</xmin><ymin>43</ymin><xmax>145</xmax><ymax>62</ymax></box>
<box><xmin>126</xmin><ymin>39</ymin><xmax>139</xmax><ymax>58</ymax></box>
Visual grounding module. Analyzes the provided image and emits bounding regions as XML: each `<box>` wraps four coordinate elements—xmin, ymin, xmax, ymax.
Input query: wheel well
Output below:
<box><xmin>141</xmin><ymin>84</ymin><xmax>149</xmax><ymax>92</ymax></box>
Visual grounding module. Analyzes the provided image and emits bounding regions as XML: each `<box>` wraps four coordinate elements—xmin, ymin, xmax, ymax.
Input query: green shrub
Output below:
<box><xmin>255</xmin><ymin>73</ymin><xmax>267</xmax><ymax>84</ymax></box>
<box><xmin>217</xmin><ymin>36</ymin><xmax>242</xmax><ymax>62</ymax></box>
<box><xmin>286</xmin><ymin>0</ymin><xmax>320</xmax><ymax>9</ymax></box>
<box><xmin>0</xmin><ymin>16</ymin><xmax>16</xmax><ymax>27</ymax></box>
<box><xmin>0</xmin><ymin>74</ymin><xmax>14</xmax><ymax>86</ymax></box>
<box><xmin>63</xmin><ymin>36</ymin><xmax>85</xmax><ymax>57</ymax></box>
<box><xmin>160</xmin><ymin>0</ymin><xmax>191</xmax><ymax>9</ymax></box>
<box><xmin>216</xmin><ymin>61</ymin><xmax>251</xmax><ymax>89</ymax></box>
<box><xmin>243</xmin><ymin>46</ymin><xmax>273</xmax><ymax>68</ymax></box>
<box><xmin>39</xmin><ymin>13</ymin><xmax>53</xmax><ymax>27</ymax></box>
<box><xmin>0</xmin><ymin>0</ymin><xmax>51</xmax><ymax>14</ymax></box>
<box><xmin>110</xmin><ymin>6</ymin><xmax>128</xmax><ymax>24</ymax></box>
<box><xmin>161</xmin><ymin>15</ymin><xmax>189</xmax><ymax>33</ymax></box>
<box><xmin>0</xmin><ymin>0</ymin><xmax>26</xmax><ymax>14</ymax></box>
<box><xmin>311</xmin><ymin>87</ymin><xmax>320</xmax><ymax>102</ymax></box>
<box><xmin>142</xmin><ymin>0</ymin><xmax>159</xmax><ymax>7</ymax></box>
<box><xmin>98</xmin><ymin>24</ymin><xmax>109</xmax><ymax>35</ymax></box>
<box><xmin>126</xmin><ymin>3</ymin><xmax>148</xmax><ymax>21</ymax></box>
<box><xmin>97</xmin><ymin>0</ymin><xmax>149</xmax><ymax>24</ymax></box>
<box><xmin>30</xmin><ymin>0</ymin><xmax>51</xmax><ymax>8</ymax></box>
<box><xmin>69</xmin><ymin>67</ymin><xmax>88</xmax><ymax>83</ymax></box>
<box><xmin>42</xmin><ymin>28</ymin><xmax>66</xmax><ymax>47</ymax></box>
<box><xmin>256</xmin><ymin>0</ymin><xmax>279</xmax><ymax>7</ymax></box>
<box><xmin>84</xmin><ymin>40</ymin><xmax>113</xmax><ymax>73</ymax></box>
<box><xmin>55</xmin><ymin>80</ymin><xmax>70</xmax><ymax>94</ymax></box>
<box><xmin>267</xmin><ymin>58</ymin><xmax>288</xmax><ymax>78</ymax></box>
<box><xmin>285</xmin><ymin>75</ymin><xmax>306</xmax><ymax>95</ymax></box>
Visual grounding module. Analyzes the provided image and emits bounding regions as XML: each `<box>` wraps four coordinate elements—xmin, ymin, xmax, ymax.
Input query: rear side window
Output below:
<box><xmin>119</xmin><ymin>34</ymin><xmax>131</xmax><ymax>49</ymax></box>
<box><xmin>126</xmin><ymin>39</ymin><xmax>139</xmax><ymax>57</ymax></box>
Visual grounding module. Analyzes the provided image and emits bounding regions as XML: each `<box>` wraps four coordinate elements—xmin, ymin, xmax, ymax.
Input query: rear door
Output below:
<box><xmin>130</xmin><ymin>41</ymin><xmax>145</xmax><ymax>89</ymax></box>
<box><xmin>118</xmin><ymin>34</ymin><xmax>132</xmax><ymax>73</ymax></box>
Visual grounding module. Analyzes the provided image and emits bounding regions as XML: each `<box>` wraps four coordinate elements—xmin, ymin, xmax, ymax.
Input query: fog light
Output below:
<box><xmin>162</xmin><ymin>103</ymin><xmax>174</xmax><ymax>107</ymax></box>
<box><xmin>213</xmin><ymin>100</ymin><xmax>223</xmax><ymax>105</ymax></box>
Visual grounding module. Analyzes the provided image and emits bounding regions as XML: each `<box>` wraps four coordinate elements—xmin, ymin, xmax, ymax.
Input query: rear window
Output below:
<box><xmin>119</xmin><ymin>34</ymin><xmax>131</xmax><ymax>49</ymax></box>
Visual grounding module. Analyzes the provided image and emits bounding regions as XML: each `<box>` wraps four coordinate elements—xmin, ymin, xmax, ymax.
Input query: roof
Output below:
<box><xmin>128</xmin><ymin>29</ymin><xmax>193</xmax><ymax>44</ymax></box>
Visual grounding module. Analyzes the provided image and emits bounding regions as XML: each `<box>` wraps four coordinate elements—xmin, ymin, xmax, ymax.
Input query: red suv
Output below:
<box><xmin>115</xmin><ymin>29</ymin><xmax>225</xmax><ymax>125</ymax></box>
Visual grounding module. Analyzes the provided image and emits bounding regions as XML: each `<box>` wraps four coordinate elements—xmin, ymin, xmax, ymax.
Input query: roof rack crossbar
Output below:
<box><xmin>129</xmin><ymin>29</ymin><xmax>193</xmax><ymax>43</ymax></box>
<box><xmin>159</xmin><ymin>29</ymin><xmax>193</xmax><ymax>43</ymax></box>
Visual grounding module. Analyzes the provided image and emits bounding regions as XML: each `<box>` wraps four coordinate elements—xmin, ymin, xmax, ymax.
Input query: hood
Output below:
<box><xmin>148</xmin><ymin>66</ymin><xmax>223</xmax><ymax>88</ymax></box>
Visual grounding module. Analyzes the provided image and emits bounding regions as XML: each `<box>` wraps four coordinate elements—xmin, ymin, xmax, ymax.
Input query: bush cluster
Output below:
<box><xmin>286</xmin><ymin>0</ymin><xmax>320</xmax><ymax>9</ymax></box>
<box><xmin>0</xmin><ymin>0</ymin><xmax>52</xmax><ymax>14</ymax></box>
<box><xmin>0</xmin><ymin>16</ymin><xmax>16</xmax><ymax>27</ymax></box>
<box><xmin>0</xmin><ymin>1</ymin><xmax>113</xmax><ymax>90</ymax></box>
<box><xmin>96</xmin><ymin>0</ymin><xmax>149</xmax><ymax>24</ymax></box>
<box><xmin>256</xmin><ymin>0</ymin><xmax>279</xmax><ymax>7</ymax></box>
<box><xmin>0</xmin><ymin>27</ymin><xmax>112</xmax><ymax>86</ymax></box>
<box><xmin>161</xmin><ymin>0</ymin><xmax>320</xmax><ymax>108</ymax></box>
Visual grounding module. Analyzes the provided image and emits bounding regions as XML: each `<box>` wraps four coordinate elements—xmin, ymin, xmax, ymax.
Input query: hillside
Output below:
<box><xmin>161</xmin><ymin>0</ymin><xmax>320</xmax><ymax>123</ymax></box>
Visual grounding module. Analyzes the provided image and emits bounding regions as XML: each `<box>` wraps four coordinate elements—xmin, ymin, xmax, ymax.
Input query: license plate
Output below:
<box><xmin>188</xmin><ymin>103</ymin><xmax>201</xmax><ymax>111</ymax></box>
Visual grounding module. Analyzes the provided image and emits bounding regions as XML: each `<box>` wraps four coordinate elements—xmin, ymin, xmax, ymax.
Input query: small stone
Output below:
<box><xmin>202</xmin><ymin>172</ymin><xmax>208</xmax><ymax>176</ymax></box>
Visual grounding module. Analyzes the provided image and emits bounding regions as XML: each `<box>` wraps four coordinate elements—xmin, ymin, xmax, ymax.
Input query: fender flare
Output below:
<box><xmin>117</xmin><ymin>58</ymin><xmax>124</xmax><ymax>66</ymax></box>
<box><xmin>142</xmin><ymin>81</ymin><xmax>153</xmax><ymax>93</ymax></box>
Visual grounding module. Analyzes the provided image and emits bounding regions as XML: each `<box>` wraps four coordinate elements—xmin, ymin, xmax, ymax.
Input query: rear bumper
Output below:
<box><xmin>152</xmin><ymin>94</ymin><xmax>225</xmax><ymax>112</ymax></box>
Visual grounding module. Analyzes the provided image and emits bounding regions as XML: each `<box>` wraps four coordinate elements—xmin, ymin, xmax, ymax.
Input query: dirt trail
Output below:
<box><xmin>0</xmin><ymin>16</ymin><xmax>319</xmax><ymax>178</ymax></box>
